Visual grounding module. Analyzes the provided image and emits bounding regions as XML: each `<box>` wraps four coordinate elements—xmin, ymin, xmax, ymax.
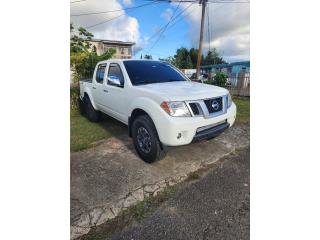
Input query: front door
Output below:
<box><xmin>101</xmin><ymin>63</ymin><xmax>127</xmax><ymax>123</ymax></box>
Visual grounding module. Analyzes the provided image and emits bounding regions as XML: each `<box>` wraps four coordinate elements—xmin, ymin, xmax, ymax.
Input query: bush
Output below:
<box><xmin>213</xmin><ymin>72</ymin><xmax>228</xmax><ymax>87</ymax></box>
<box><xmin>70</xmin><ymin>87</ymin><xmax>80</xmax><ymax>111</ymax></box>
<box><xmin>203</xmin><ymin>72</ymin><xmax>228</xmax><ymax>87</ymax></box>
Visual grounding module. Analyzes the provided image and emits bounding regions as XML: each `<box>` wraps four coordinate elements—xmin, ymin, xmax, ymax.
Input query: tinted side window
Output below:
<box><xmin>107</xmin><ymin>63</ymin><xmax>124</xmax><ymax>87</ymax></box>
<box><xmin>96</xmin><ymin>64</ymin><xmax>106</xmax><ymax>84</ymax></box>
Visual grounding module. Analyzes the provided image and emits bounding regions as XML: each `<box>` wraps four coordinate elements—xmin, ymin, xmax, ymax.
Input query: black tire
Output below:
<box><xmin>83</xmin><ymin>95</ymin><xmax>101</xmax><ymax>122</ymax></box>
<box><xmin>132</xmin><ymin>115</ymin><xmax>166</xmax><ymax>163</ymax></box>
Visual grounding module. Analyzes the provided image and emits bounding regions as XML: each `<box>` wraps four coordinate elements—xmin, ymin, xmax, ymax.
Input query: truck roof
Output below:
<box><xmin>97</xmin><ymin>59</ymin><xmax>161</xmax><ymax>65</ymax></box>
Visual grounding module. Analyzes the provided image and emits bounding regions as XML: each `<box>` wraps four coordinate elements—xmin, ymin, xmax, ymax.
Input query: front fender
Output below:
<box><xmin>128</xmin><ymin>97</ymin><xmax>170</xmax><ymax>143</ymax></box>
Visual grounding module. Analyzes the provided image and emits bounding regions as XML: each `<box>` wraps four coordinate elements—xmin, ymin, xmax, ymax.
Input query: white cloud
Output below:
<box><xmin>71</xmin><ymin>0</ymin><xmax>142</xmax><ymax>53</ymax></box>
<box><xmin>161</xmin><ymin>8</ymin><xmax>174</xmax><ymax>22</ymax></box>
<box><xmin>179</xmin><ymin>2</ymin><xmax>250</xmax><ymax>62</ymax></box>
<box><xmin>122</xmin><ymin>0</ymin><xmax>133</xmax><ymax>7</ymax></box>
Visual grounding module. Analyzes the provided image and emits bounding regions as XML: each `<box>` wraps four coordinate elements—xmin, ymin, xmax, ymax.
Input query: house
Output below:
<box><xmin>200</xmin><ymin>61</ymin><xmax>250</xmax><ymax>76</ymax></box>
<box><xmin>200</xmin><ymin>61</ymin><xmax>250</xmax><ymax>87</ymax></box>
<box><xmin>88</xmin><ymin>39</ymin><xmax>135</xmax><ymax>59</ymax></box>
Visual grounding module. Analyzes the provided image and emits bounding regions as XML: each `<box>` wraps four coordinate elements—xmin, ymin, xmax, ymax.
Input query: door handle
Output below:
<box><xmin>103</xmin><ymin>89</ymin><xmax>108</xmax><ymax>93</ymax></box>
<box><xmin>92</xmin><ymin>87</ymin><xmax>96</xmax><ymax>89</ymax></box>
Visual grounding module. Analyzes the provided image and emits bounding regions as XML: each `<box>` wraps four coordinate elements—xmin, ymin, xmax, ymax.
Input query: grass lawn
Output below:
<box><xmin>70</xmin><ymin>110</ymin><xmax>127</xmax><ymax>152</ymax></box>
<box><xmin>70</xmin><ymin>96</ymin><xmax>249</xmax><ymax>152</ymax></box>
<box><xmin>233</xmin><ymin>96</ymin><xmax>250</xmax><ymax>123</ymax></box>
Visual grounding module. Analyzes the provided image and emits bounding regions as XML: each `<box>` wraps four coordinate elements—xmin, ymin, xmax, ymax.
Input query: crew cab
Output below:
<box><xmin>79</xmin><ymin>60</ymin><xmax>236</xmax><ymax>163</ymax></box>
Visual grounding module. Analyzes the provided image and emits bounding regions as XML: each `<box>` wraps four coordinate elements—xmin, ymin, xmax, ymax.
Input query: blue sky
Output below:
<box><xmin>71</xmin><ymin>0</ymin><xmax>250</xmax><ymax>62</ymax></box>
<box><xmin>121</xmin><ymin>1</ymin><xmax>192</xmax><ymax>59</ymax></box>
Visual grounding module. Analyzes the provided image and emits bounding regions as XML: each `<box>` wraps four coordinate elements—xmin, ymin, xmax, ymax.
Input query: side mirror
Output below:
<box><xmin>107</xmin><ymin>75</ymin><xmax>123</xmax><ymax>87</ymax></box>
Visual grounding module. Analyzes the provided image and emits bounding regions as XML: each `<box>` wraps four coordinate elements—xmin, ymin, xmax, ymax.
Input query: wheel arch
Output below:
<box><xmin>82</xmin><ymin>90</ymin><xmax>98</xmax><ymax>110</ymax></box>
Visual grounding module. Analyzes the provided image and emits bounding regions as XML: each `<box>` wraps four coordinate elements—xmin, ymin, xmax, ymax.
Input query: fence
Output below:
<box><xmin>225</xmin><ymin>72</ymin><xmax>250</xmax><ymax>97</ymax></box>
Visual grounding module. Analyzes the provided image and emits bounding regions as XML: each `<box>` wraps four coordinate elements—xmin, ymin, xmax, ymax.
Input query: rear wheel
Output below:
<box><xmin>132</xmin><ymin>115</ymin><xmax>165</xmax><ymax>163</ymax></box>
<box><xmin>83</xmin><ymin>95</ymin><xmax>101</xmax><ymax>122</ymax></box>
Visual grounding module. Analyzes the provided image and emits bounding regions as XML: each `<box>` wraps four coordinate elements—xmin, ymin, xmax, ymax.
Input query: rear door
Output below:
<box><xmin>92</xmin><ymin>63</ymin><xmax>108</xmax><ymax>111</ymax></box>
<box><xmin>102</xmin><ymin>62</ymin><xmax>127</xmax><ymax>123</ymax></box>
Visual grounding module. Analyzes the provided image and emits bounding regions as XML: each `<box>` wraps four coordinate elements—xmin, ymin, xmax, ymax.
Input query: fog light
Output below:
<box><xmin>177</xmin><ymin>133</ymin><xmax>182</xmax><ymax>139</ymax></box>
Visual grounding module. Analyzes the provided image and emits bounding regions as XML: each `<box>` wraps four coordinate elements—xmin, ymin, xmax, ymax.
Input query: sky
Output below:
<box><xmin>70</xmin><ymin>0</ymin><xmax>250</xmax><ymax>63</ymax></box>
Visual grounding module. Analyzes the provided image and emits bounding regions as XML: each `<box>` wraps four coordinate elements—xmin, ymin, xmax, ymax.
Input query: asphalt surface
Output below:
<box><xmin>71</xmin><ymin>123</ymin><xmax>250</xmax><ymax>239</ymax></box>
<box><xmin>109</xmin><ymin>147</ymin><xmax>250</xmax><ymax>240</ymax></box>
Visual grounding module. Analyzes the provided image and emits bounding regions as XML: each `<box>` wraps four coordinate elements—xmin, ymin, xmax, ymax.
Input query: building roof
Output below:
<box><xmin>88</xmin><ymin>38</ymin><xmax>135</xmax><ymax>46</ymax></box>
<box><xmin>201</xmin><ymin>61</ymin><xmax>250</xmax><ymax>69</ymax></box>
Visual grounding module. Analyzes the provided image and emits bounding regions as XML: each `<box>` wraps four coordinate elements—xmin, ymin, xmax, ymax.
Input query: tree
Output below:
<box><xmin>203</xmin><ymin>48</ymin><xmax>227</xmax><ymax>65</ymax></box>
<box><xmin>174</xmin><ymin>47</ymin><xmax>193</xmax><ymax>69</ymax></box>
<box><xmin>159</xmin><ymin>56</ymin><xmax>176</xmax><ymax>66</ymax></box>
<box><xmin>144</xmin><ymin>54</ymin><xmax>153</xmax><ymax>59</ymax></box>
<box><xmin>189</xmin><ymin>48</ymin><xmax>204</xmax><ymax>69</ymax></box>
<box><xmin>70</xmin><ymin>23</ymin><xmax>116</xmax><ymax>83</ymax></box>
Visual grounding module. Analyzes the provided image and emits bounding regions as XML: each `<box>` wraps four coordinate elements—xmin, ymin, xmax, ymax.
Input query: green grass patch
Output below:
<box><xmin>79</xmin><ymin>185</ymin><xmax>178</xmax><ymax>240</ymax></box>
<box><xmin>233</xmin><ymin>96</ymin><xmax>250</xmax><ymax>123</ymax></box>
<box><xmin>70</xmin><ymin>110</ymin><xmax>127</xmax><ymax>152</ymax></box>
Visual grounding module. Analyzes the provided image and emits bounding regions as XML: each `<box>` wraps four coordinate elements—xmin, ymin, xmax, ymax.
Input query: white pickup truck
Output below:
<box><xmin>79</xmin><ymin>60</ymin><xmax>236</xmax><ymax>162</ymax></box>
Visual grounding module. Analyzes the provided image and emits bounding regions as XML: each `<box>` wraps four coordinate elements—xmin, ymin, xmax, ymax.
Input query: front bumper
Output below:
<box><xmin>192</xmin><ymin>121</ymin><xmax>230</xmax><ymax>142</ymax></box>
<box><xmin>156</xmin><ymin>102</ymin><xmax>236</xmax><ymax>146</ymax></box>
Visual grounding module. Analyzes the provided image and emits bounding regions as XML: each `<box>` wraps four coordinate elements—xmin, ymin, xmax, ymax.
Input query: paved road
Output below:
<box><xmin>110</xmin><ymin>147</ymin><xmax>250</xmax><ymax>240</ymax></box>
<box><xmin>71</xmin><ymin>123</ymin><xmax>249</xmax><ymax>239</ymax></box>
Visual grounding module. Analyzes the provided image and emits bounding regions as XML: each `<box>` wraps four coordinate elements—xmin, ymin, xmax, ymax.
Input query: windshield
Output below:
<box><xmin>123</xmin><ymin>60</ymin><xmax>188</xmax><ymax>85</ymax></box>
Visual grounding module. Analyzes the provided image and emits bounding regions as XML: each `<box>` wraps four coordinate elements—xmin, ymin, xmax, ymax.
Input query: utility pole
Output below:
<box><xmin>196</xmin><ymin>0</ymin><xmax>207</xmax><ymax>80</ymax></box>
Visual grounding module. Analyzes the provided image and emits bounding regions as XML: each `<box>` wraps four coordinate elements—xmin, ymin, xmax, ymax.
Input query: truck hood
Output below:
<box><xmin>134</xmin><ymin>81</ymin><xmax>228</xmax><ymax>101</ymax></box>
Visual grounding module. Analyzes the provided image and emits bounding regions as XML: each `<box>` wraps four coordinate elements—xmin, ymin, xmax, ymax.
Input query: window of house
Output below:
<box><xmin>107</xmin><ymin>63</ymin><xmax>124</xmax><ymax>87</ymax></box>
<box><xmin>95</xmin><ymin>64</ymin><xmax>106</xmax><ymax>84</ymax></box>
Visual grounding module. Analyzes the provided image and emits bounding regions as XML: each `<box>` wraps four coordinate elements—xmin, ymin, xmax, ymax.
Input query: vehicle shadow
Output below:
<box><xmin>98</xmin><ymin>112</ymin><xmax>128</xmax><ymax>138</ymax></box>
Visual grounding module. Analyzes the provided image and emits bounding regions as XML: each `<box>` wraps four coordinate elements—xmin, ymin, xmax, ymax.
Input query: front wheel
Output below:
<box><xmin>132</xmin><ymin>115</ymin><xmax>166</xmax><ymax>163</ymax></box>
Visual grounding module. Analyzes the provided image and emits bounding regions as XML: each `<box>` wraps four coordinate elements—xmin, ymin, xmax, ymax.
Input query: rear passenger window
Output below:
<box><xmin>96</xmin><ymin>64</ymin><xmax>106</xmax><ymax>84</ymax></box>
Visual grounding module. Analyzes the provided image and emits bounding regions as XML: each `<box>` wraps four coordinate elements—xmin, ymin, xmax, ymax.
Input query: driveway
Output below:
<box><xmin>107</xmin><ymin>147</ymin><xmax>250</xmax><ymax>240</ymax></box>
<box><xmin>71</xmin><ymin>123</ymin><xmax>250</xmax><ymax>239</ymax></box>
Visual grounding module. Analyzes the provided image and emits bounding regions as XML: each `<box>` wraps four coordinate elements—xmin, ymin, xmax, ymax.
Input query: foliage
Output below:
<box><xmin>70</xmin><ymin>87</ymin><xmax>80</xmax><ymax>111</ymax></box>
<box><xmin>189</xmin><ymin>47</ymin><xmax>204</xmax><ymax>69</ymax></box>
<box><xmin>203</xmin><ymin>72</ymin><xmax>228</xmax><ymax>87</ymax></box>
<box><xmin>203</xmin><ymin>48</ymin><xmax>227</xmax><ymax>65</ymax></box>
<box><xmin>173</xmin><ymin>47</ymin><xmax>193</xmax><ymax>69</ymax></box>
<box><xmin>161</xmin><ymin>47</ymin><xmax>225</xmax><ymax>69</ymax></box>
<box><xmin>144</xmin><ymin>54</ymin><xmax>153</xmax><ymax>59</ymax></box>
<box><xmin>70</xmin><ymin>23</ymin><xmax>116</xmax><ymax>82</ymax></box>
<box><xmin>159</xmin><ymin>56</ymin><xmax>176</xmax><ymax>65</ymax></box>
<box><xmin>213</xmin><ymin>72</ymin><xmax>228</xmax><ymax>87</ymax></box>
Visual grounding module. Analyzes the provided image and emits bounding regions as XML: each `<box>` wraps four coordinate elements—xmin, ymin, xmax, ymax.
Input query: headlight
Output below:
<box><xmin>160</xmin><ymin>101</ymin><xmax>191</xmax><ymax>117</ymax></box>
<box><xmin>227</xmin><ymin>93</ymin><xmax>232</xmax><ymax>108</ymax></box>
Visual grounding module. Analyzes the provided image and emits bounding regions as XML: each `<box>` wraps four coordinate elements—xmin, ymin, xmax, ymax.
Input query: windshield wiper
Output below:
<box><xmin>135</xmin><ymin>80</ymin><xmax>162</xmax><ymax>85</ymax></box>
<box><xmin>134</xmin><ymin>79</ymin><xmax>184</xmax><ymax>85</ymax></box>
<box><xmin>166</xmin><ymin>79</ymin><xmax>184</xmax><ymax>82</ymax></box>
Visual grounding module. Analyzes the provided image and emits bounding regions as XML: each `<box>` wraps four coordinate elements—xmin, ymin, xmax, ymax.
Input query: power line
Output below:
<box><xmin>84</xmin><ymin>0</ymin><xmax>162</xmax><ymax>29</ymax></box>
<box><xmin>208</xmin><ymin>1</ymin><xmax>250</xmax><ymax>3</ymax></box>
<box><xmin>146</xmin><ymin>1</ymin><xmax>194</xmax><ymax>54</ymax></box>
<box><xmin>71</xmin><ymin>0</ymin><xmax>162</xmax><ymax>17</ymax></box>
<box><xmin>85</xmin><ymin>13</ymin><xmax>127</xmax><ymax>29</ymax></box>
<box><xmin>146</xmin><ymin>2</ymin><xmax>195</xmax><ymax>43</ymax></box>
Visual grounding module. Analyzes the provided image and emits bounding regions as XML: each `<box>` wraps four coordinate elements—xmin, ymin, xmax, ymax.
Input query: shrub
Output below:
<box><xmin>70</xmin><ymin>87</ymin><xmax>80</xmax><ymax>111</ymax></box>
<box><xmin>213</xmin><ymin>72</ymin><xmax>228</xmax><ymax>87</ymax></box>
